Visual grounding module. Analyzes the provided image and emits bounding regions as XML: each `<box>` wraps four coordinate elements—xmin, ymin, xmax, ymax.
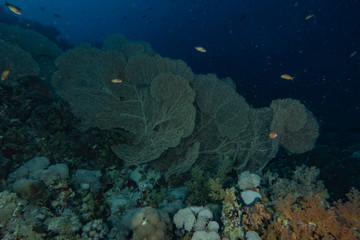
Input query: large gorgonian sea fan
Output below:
<box><xmin>0</xmin><ymin>39</ymin><xmax>40</xmax><ymax>83</ymax></box>
<box><xmin>270</xmin><ymin>98</ymin><xmax>319</xmax><ymax>154</ymax></box>
<box><xmin>52</xmin><ymin>44</ymin><xmax>196</xmax><ymax>166</ymax></box>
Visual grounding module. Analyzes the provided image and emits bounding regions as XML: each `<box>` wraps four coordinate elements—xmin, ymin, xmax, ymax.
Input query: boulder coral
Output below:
<box><xmin>130</xmin><ymin>207</ymin><xmax>170</xmax><ymax>240</ymax></box>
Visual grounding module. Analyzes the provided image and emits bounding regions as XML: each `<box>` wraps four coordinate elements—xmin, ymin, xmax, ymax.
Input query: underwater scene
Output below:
<box><xmin>0</xmin><ymin>0</ymin><xmax>360</xmax><ymax>239</ymax></box>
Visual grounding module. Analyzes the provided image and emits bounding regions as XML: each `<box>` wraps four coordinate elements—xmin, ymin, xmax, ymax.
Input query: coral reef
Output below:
<box><xmin>0</xmin><ymin>24</ymin><xmax>341</xmax><ymax>240</ymax></box>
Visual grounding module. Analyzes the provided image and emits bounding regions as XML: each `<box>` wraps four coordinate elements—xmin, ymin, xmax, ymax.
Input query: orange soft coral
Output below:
<box><xmin>242</xmin><ymin>202</ymin><xmax>271</xmax><ymax>231</ymax></box>
<box><xmin>267</xmin><ymin>192</ymin><xmax>359</xmax><ymax>240</ymax></box>
<box><xmin>335</xmin><ymin>187</ymin><xmax>360</xmax><ymax>237</ymax></box>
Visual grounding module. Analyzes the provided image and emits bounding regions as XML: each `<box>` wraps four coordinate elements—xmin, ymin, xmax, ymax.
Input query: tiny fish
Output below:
<box><xmin>281</xmin><ymin>74</ymin><xmax>295</xmax><ymax>81</ymax></box>
<box><xmin>1</xmin><ymin>70</ymin><xmax>11</xmax><ymax>81</ymax></box>
<box><xmin>111</xmin><ymin>78</ymin><xmax>123</xmax><ymax>83</ymax></box>
<box><xmin>349</xmin><ymin>51</ymin><xmax>357</xmax><ymax>58</ymax></box>
<box><xmin>5</xmin><ymin>1</ymin><xmax>22</xmax><ymax>15</ymax></box>
<box><xmin>269</xmin><ymin>131</ymin><xmax>278</xmax><ymax>139</ymax></box>
<box><xmin>195</xmin><ymin>46</ymin><xmax>206</xmax><ymax>53</ymax></box>
<box><xmin>305</xmin><ymin>14</ymin><xmax>315</xmax><ymax>20</ymax></box>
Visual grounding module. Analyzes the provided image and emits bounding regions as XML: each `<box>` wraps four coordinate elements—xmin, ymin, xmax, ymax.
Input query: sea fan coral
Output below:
<box><xmin>270</xmin><ymin>98</ymin><xmax>319</xmax><ymax>154</ymax></box>
<box><xmin>0</xmin><ymin>39</ymin><xmax>40</xmax><ymax>82</ymax></box>
<box><xmin>52</xmin><ymin>45</ymin><xmax>196</xmax><ymax>166</ymax></box>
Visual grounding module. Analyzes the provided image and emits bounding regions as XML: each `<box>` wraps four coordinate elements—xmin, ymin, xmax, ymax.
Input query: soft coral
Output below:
<box><xmin>266</xmin><ymin>191</ymin><xmax>359</xmax><ymax>240</ymax></box>
<box><xmin>335</xmin><ymin>188</ymin><xmax>360</xmax><ymax>237</ymax></box>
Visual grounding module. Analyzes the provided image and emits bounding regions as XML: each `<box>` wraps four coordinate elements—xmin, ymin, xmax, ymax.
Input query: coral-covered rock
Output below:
<box><xmin>82</xmin><ymin>219</ymin><xmax>109</xmax><ymax>240</ymax></box>
<box><xmin>12</xmin><ymin>178</ymin><xmax>48</xmax><ymax>202</ymax></box>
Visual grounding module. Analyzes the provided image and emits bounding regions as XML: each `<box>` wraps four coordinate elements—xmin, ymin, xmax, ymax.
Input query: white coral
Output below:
<box><xmin>173</xmin><ymin>207</ymin><xmax>196</xmax><ymax>231</ymax></box>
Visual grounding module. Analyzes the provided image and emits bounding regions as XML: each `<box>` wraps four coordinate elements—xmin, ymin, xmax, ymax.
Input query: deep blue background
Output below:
<box><xmin>1</xmin><ymin>0</ymin><xmax>360</xmax><ymax>141</ymax></box>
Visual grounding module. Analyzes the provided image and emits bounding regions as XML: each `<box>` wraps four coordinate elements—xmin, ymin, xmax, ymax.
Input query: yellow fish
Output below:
<box><xmin>5</xmin><ymin>1</ymin><xmax>22</xmax><ymax>15</ymax></box>
<box><xmin>281</xmin><ymin>74</ymin><xmax>295</xmax><ymax>81</ymax></box>
<box><xmin>194</xmin><ymin>46</ymin><xmax>206</xmax><ymax>53</ymax></box>
<box><xmin>269</xmin><ymin>131</ymin><xmax>278</xmax><ymax>139</ymax></box>
<box><xmin>111</xmin><ymin>78</ymin><xmax>123</xmax><ymax>83</ymax></box>
<box><xmin>305</xmin><ymin>14</ymin><xmax>314</xmax><ymax>20</ymax></box>
<box><xmin>1</xmin><ymin>70</ymin><xmax>11</xmax><ymax>81</ymax></box>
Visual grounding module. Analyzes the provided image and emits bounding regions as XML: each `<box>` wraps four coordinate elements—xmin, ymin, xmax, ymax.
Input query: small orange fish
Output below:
<box><xmin>269</xmin><ymin>131</ymin><xmax>278</xmax><ymax>139</ymax></box>
<box><xmin>5</xmin><ymin>1</ymin><xmax>22</xmax><ymax>15</ymax></box>
<box><xmin>111</xmin><ymin>78</ymin><xmax>123</xmax><ymax>83</ymax></box>
<box><xmin>1</xmin><ymin>70</ymin><xmax>11</xmax><ymax>81</ymax></box>
<box><xmin>195</xmin><ymin>46</ymin><xmax>206</xmax><ymax>53</ymax></box>
<box><xmin>305</xmin><ymin>14</ymin><xmax>315</xmax><ymax>20</ymax></box>
<box><xmin>281</xmin><ymin>74</ymin><xmax>295</xmax><ymax>81</ymax></box>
